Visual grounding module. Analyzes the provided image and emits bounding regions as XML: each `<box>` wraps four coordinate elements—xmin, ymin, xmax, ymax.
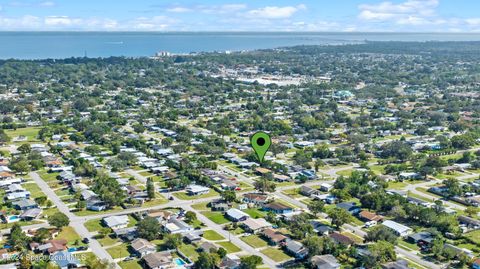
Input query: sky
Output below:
<box><xmin>0</xmin><ymin>0</ymin><xmax>480</xmax><ymax>32</ymax></box>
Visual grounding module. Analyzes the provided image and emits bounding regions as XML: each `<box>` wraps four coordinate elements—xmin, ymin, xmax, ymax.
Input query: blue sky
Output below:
<box><xmin>0</xmin><ymin>0</ymin><xmax>479</xmax><ymax>31</ymax></box>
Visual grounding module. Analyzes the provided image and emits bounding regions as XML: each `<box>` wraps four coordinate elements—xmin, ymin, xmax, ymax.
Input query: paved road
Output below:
<box><xmin>182</xmin><ymin>204</ymin><xmax>280</xmax><ymax>268</ymax></box>
<box><xmin>29</xmin><ymin>172</ymin><xmax>120</xmax><ymax>269</ymax></box>
<box><xmin>125</xmin><ymin>169</ymin><xmax>148</xmax><ymax>184</ymax></box>
<box><xmin>0</xmin><ymin>222</ymin><xmax>49</xmax><ymax>236</ymax></box>
<box><xmin>404</xmin><ymin>180</ymin><xmax>466</xmax><ymax>210</ymax></box>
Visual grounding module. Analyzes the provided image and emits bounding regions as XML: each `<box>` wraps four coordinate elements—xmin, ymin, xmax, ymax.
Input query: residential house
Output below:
<box><xmin>472</xmin><ymin>258</ymin><xmax>480</xmax><ymax>269</ymax></box>
<box><xmin>336</xmin><ymin>202</ymin><xmax>361</xmax><ymax>215</ymax></box>
<box><xmin>407</xmin><ymin>232</ymin><xmax>433</xmax><ymax>247</ymax></box>
<box><xmin>300</xmin><ymin>186</ymin><xmax>319</xmax><ymax>197</ymax></box>
<box><xmin>243</xmin><ymin>193</ymin><xmax>272</xmax><ymax>206</ymax></box>
<box><xmin>164</xmin><ymin>218</ymin><xmax>193</xmax><ymax>234</ymax></box>
<box><xmin>19</xmin><ymin>208</ymin><xmax>42</xmax><ymax>221</ymax></box>
<box><xmin>310</xmin><ymin>254</ymin><xmax>341</xmax><ymax>269</ymax></box>
<box><xmin>131</xmin><ymin>238</ymin><xmax>157</xmax><ymax>257</ymax></box>
<box><xmin>199</xmin><ymin>242</ymin><xmax>218</xmax><ymax>253</ymax></box>
<box><xmin>320</xmin><ymin>183</ymin><xmax>333</xmax><ymax>192</ymax></box>
<box><xmin>225</xmin><ymin>208</ymin><xmax>249</xmax><ymax>222</ymax></box>
<box><xmin>242</xmin><ymin>218</ymin><xmax>272</xmax><ymax>234</ymax></box>
<box><xmin>329</xmin><ymin>232</ymin><xmax>355</xmax><ymax>246</ymax></box>
<box><xmin>310</xmin><ymin>221</ymin><xmax>334</xmax><ymax>235</ymax></box>
<box><xmin>103</xmin><ymin>215</ymin><xmax>129</xmax><ymax>230</ymax></box>
<box><xmin>185</xmin><ymin>184</ymin><xmax>210</xmax><ymax>196</ymax></box>
<box><xmin>209</xmin><ymin>199</ymin><xmax>231</xmax><ymax>212</ymax></box>
<box><xmin>12</xmin><ymin>199</ymin><xmax>37</xmax><ymax>211</ymax></box>
<box><xmin>358</xmin><ymin>211</ymin><xmax>384</xmax><ymax>223</ymax></box>
<box><xmin>86</xmin><ymin>198</ymin><xmax>107</xmax><ymax>211</ymax></box>
<box><xmin>219</xmin><ymin>254</ymin><xmax>241</xmax><ymax>269</ymax></box>
<box><xmin>263</xmin><ymin>202</ymin><xmax>293</xmax><ymax>214</ymax></box>
<box><xmin>458</xmin><ymin>215</ymin><xmax>480</xmax><ymax>230</ymax></box>
<box><xmin>262</xmin><ymin>229</ymin><xmax>288</xmax><ymax>246</ymax></box>
<box><xmin>114</xmin><ymin>227</ymin><xmax>138</xmax><ymax>241</ymax></box>
<box><xmin>143</xmin><ymin>251</ymin><xmax>174</xmax><ymax>269</ymax></box>
<box><xmin>382</xmin><ymin>220</ymin><xmax>412</xmax><ymax>237</ymax></box>
<box><xmin>285</xmin><ymin>240</ymin><xmax>308</xmax><ymax>259</ymax></box>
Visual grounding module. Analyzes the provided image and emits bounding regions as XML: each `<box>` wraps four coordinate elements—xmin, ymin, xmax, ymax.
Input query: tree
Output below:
<box><xmin>217</xmin><ymin>247</ymin><xmax>227</xmax><ymax>258</ymax></box>
<box><xmin>33</xmin><ymin>228</ymin><xmax>51</xmax><ymax>243</ymax></box>
<box><xmin>363</xmin><ymin>241</ymin><xmax>396</xmax><ymax>268</ymax></box>
<box><xmin>185</xmin><ymin>211</ymin><xmax>197</xmax><ymax>224</ymax></box>
<box><xmin>195</xmin><ymin>252</ymin><xmax>218</xmax><ymax>269</ymax></box>
<box><xmin>98</xmin><ymin>227</ymin><xmax>111</xmax><ymax>239</ymax></box>
<box><xmin>146</xmin><ymin>178</ymin><xmax>155</xmax><ymax>199</ymax></box>
<box><xmin>304</xmin><ymin>236</ymin><xmax>336</xmax><ymax>257</ymax></box>
<box><xmin>444</xmin><ymin>178</ymin><xmax>462</xmax><ymax>197</ymax></box>
<box><xmin>48</xmin><ymin>212</ymin><xmax>69</xmax><ymax>229</ymax></box>
<box><xmin>239</xmin><ymin>255</ymin><xmax>262</xmax><ymax>269</ymax></box>
<box><xmin>328</xmin><ymin>208</ymin><xmax>352</xmax><ymax>228</ymax></box>
<box><xmin>161</xmin><ymin>137</ymin><xmax>174</xmax><ymax>147</ymax></box>
<box><xmin>164</xmin><ymin>233</ymin><xmax>182</xmax><ymax>249</ymax></box>
<box><xmin>9</xmin><ymin>223</ymin><xmax>29</xmax><ymax>250</ymax></box>
<box><xmin>0</xmin><ymin>129</ymin><xmax>11</xmax><ymax>144</ymax></box>
<box><xmin>366</xmin><ymin>226</ymin><xmax>398</xmax><ymax>244</ymax></box>
<box><xmin>253</xmin><ymin>178</ymin><xmax>276</xmax><ymax>194</ymax></box>
<box><xmin>465</xmin><ymin>206</ymin><xmax>479</xmax><ymax>217</ymax></box>
<box><xmin>92</xmin><ymin>171</ymin><xmax>127</xmax><ymax>208</ymax></box>
<box><xmin>19</xmin><ymin>252</ymin><xmax>32</xmax><ymax>269</ymax></box>
<box><xmin>9</xmin><ymin>157</ymin><xmax>30</xmax><ymax>174</ymax></box>
<box><xmin>221</xmin><ymin>190</ymin><xmax>236</xmax><ymax>203</ymax></box>
<box><xmin>132</xmin><ymin>123</ymin><xmax>145</xmax><ymax>133</ymax></box>
<box><xmin>308</xmin><ymin>200</ymin><xmax>325</xmax><ymax>216</ymax></box>
<box><xmin>137</xmin><ymin>217</ymin><xmax>161</xmax><ymax>240</ymax></box>
<box><xmin>18</xmin><ymin>143</ymin><xmax>31</xmax><ymax>154</ymax></box>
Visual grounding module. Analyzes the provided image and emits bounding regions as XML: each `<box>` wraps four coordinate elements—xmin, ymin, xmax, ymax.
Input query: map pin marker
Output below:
<box><xmin>250</xmin><ymin>131</ymin><xmax>272</xmax><ymax>164</ymax></box>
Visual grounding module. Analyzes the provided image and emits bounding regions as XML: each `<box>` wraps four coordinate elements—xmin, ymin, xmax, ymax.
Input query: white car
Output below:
<box><xmin>364</xmin><ymin>221</ymin><xmax>377</xmax><ymax>228</ymax></box>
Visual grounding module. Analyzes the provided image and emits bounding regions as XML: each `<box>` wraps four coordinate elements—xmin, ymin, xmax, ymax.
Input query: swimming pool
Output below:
<box><xmin>174</xmin><ymin>258</ymin><xmax>186</xmax><ymax>267</ymax></box>
<box><xmin>7</xmin><ymin>215</ymin><xmax>20</xmax><ymax>223</ymax></box>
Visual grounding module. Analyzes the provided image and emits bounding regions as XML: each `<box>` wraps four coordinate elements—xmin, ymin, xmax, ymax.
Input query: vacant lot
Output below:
<box><xmin>260</xmin><ymin>247</ymin><xmax>292</xmax><ymax>262</ymax></box>
<box><xmin>241</xmin><ymin>235</ymin><xmax>268</xmax><ymax>248</ymax></box>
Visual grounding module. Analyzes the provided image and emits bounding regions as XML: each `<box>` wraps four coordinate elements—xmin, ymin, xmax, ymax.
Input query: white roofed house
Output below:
<box><xmin>163</xmin><ymin>218</ymin><xmax>193</xmax><ymax>234</ymax></box>
<box><xmin>103</xmin><ymin>215</ymin><xmax>130</xmax><ymax>230</ymax></box>
<box><xmin>242</xmin><ymin>218</ymin><xmax>272</xmax><ymax>234</ymax></box>
<box><xmin>382</xmin><ymin>220</ymin><xmax>412</xmax><ymax>237</ymax></box>
<box><xmin>225</xmin><ymin>208</ymin><xmax>249</xmax><ymax>222</ymax></box>
<box><xmin>131</xmin><ymin>238</ymin><xmax>156</xmax><ymax>257</ymax></box>
<box><xmin>185</xmin><ymin>184</ymin><xmax>210</xmax><ymax>196</ymax></box>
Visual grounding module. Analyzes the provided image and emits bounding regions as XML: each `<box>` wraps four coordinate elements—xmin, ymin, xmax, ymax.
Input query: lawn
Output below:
<box><xmin>282</xmin><ymin>188</ymin><xmax>302</xmax><ymax>198</ymax></box>
<box><xmin>217</xmin><ymin>241</ymin><xmax>241</xmax><ymax>253</ymax></box>
<box><xmin>178</xmin><ymin>243</ymin><xmax>199</xmax><ymax>261</ymax></box>
<box><xmin>56</xmin><ymin>226</ymin><xmax>84</xmax><ymax>246</ymax></box>
<box><xmin>23</xmin><ymin>183</ymin><xmax>44</xmax><ymax>198</ymax></box>
<box><xmin>37</xmin><ymin>170</ymin><xmax>59</xmax><ymax>182</ymax></box>
<box><xmin>388</xmin><ymin>181</ymin><xmax>407</xmax><ymax>190</ymax></box>
<box><xmin>98</xmin><ymin>235</ymin><xmax>119</xmax><ymax>247</ymax></box>
<box><xmin>84</xmin><ymin>219</ymin><xmax>104</xmax><ymax>232</ymax></box>
<box><xmin>336</xmin><ymin>169</ymin><xmax>353</xmax><ymax>177</ymax></box>
<box><xmin>6</xmin><ymin>127</ymin><xmax>40</xmax><ymax>142</ymax></box>
<box><xmin>398</xmin><ymin>240</ymin><xmax>420</xmax><ymax>251</ymax></box>
<box><xmin>465</xmin><ymin>230</ymin><xmax>480</xmax><ymax>244</ymax></box>
<box><xmin>173</xmin><ymin>189</ymin><xmax>219</xmax><ymax>200</ymax></box>
<box><xmin>260</xmin><ymin>247</ymin><xmax>292</xmax><ymax>262</ymax></box>
<box><xmin>118</xmin><ymin>260</ymin><xmax>142</xmax><ymax>269</ymax></box>
<box><xmin>202</xmin><ymin>211</ymin><xmax>230</xmax><ymax>225</ymax></box>
<box><xmin>139</xmin><ymin>171</ymin><xmax>154</xmax><ymax>177</ymax></box>
<box><xmin>141</xmin><ymin>197</ymin><xmax>169</xmax><ymax>207</ymax></box>
<box><xmin>241</xmin><ymin>235</ymin><xmax>268</xmax><ymax>248</ymax></box>
<box><xmin>191</xmin><ymin>202</ymin><xmax>209</xmax><ymax>211</ymax></box>
<box><xmin>203</xmin><ymin>230</ymin><xmax>225</xmax><ymax>241</ymax></box>
<box><xmin>243</xmin><ymin>208</ymin><xmax>266</xmax><ymax>219</ymax></box>
<box><xmin>106</xmin><ymin>244</ymin><xmax>131</xmax><ymax>259</ymax></box>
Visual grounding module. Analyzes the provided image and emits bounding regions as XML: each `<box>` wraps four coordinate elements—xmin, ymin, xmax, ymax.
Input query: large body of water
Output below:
<box><xmin>2</xmin><ymin>32</ymin><xmax>480</xmax><ymax>59</ymax></box>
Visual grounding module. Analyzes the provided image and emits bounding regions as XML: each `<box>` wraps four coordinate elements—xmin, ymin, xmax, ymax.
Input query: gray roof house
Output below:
<box><xmin>310</xmin><ymin>254</ymin><xmax>340</xmax><ymax>269</ymax></box>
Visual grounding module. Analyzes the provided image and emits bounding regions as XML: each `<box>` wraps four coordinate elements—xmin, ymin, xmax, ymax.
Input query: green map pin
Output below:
<box><xmin>250</xmin><ymin>131</ymin><xmax>272</xmax><ymax>163</ymax></box>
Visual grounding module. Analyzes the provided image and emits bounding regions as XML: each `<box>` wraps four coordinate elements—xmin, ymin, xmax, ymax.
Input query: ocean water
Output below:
<box><xmin>1</xmin><ymin>32</ymin><xmax>480</xmax><ymax>60</ymax></box>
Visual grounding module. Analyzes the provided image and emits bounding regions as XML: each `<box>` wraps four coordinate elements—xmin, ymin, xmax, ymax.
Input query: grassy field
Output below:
<box><xmin>203</xmin><ymin>230</ymin><xmax>225</xmax><ymax>241</ymax></box>
<box><xmin>118</xmin><ymin>260</ymin><xmax>143</xmax><ymax>269</ymax></box>
<box><xmin>84</xmin><ymin>219</ymin><xmax>104</xmax><ymax>232</ymax></box>
<box><xmin>202</xmin><ymin>211</ymin><xmax>230</xmax><ymax>225</ymax></box>
<box><xmin>178</xmin><ymin>243</ymin><xmax>199</xmax><ymax>261</ymax></box>
<box><xmin>107</xmin><ymin>244</ymin><xmax>131</xmax><ymax>259</ymax></box>
<box><xmin>388</xmin><ymin>181</ymin><xmax>407</xmax><ymax>190</ymax></box>
<box><xmin>173</xmin><ymin>189</ymin><xmax>219</xmax><ymax>200</ymax></box>
<box><xmin>191</xmin><ymin>202</ymin><xmax>209</xmax><ymax>211</ymax></box>
<box><xmin>37</xmin><ymin>170</ymin><xmax>59</xmax><ymax>182</ymax></box>
<box><xmin>56</xmin><ymin>226</ymin><xmax>84</xmax><ymax>246</ymax></box>
<box><xmin>217</xmin><ymin>241</ymin><xmax>241</xmax><ymax>253</ymax></box>
<box><xmin>243</xmin><ymin>208</ymin><xmax>266</xmax><ymax>219</ymax></box>
<box><xmin>336</xmin><ymin>169</ymin><xmax>353</xmax><ymax>177</ymax></box>
<box><xmin>241</xmin><ymin>235</ymin><xmax>268</xmax><ymax>248</ymax></box>
<box><xmin>5</xmin><ymin>127</ymin><xmax>40</xmax><ymax>142</ymax></box>
<box><xmin>465</xmin><ymin>230</ymin><xmax>480</xmax><ymax>244</ymax></box>
<box><xmin>98</xmin><ymin>235</ymin><xmax>119</xmax><ymax>247</ymax></box>
<box><xmin>260</xmin><ymin>247</ymin><xmax>292</xmax><ymax>262</ymax></box>
<box><xmin>23</xmin><ymin>182</ymin><xmax>44</xmax><ymax>198</ymax></box>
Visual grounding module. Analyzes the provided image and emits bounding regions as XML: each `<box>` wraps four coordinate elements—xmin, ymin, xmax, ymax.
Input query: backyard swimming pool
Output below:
<box><xmin>174</xmin><ymin>258</ymin><xmax>187</xmax><ymax>267</ymax></box>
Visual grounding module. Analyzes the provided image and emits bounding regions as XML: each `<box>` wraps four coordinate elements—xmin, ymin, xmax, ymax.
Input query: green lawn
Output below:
<box><xmin>98</xmin><ymin>235</ymin><xmax>119</xmax><ymax>247</ymax></box>
<box><xmin>173</xmin><ymin>189</ymin><xmax>219</xmax><ymax>200</ymax></box>
<box><xmin>23</xmin><ymin>183</ymin><xmax>44</xmax><ymax>198</ymax></box>
<box><xmin>139</xmin><ymin>171</ymin><xmax>153</xmax><ymax>177</ymax></box>
<box><xmin>106</xmin><ymin>244</ymin><xmax>131</xmax><ymax>259</ymax></box>
<box><xmin>260</xmin><ymin>247</ymin><xmax>292</xmax><ymax>262</ymax></box>
<box><xmin>243</xmin><ymin>208</ymin><xmax>266</xmax><ymax>219</ymax></box>
<box><xmin>203</xmin><ymin>230</ymin><xmax>225</xmax><ymax>241</ymax></box>
<box><xmin>217</xmin><ymin>241</ymin><xmax>241</xmax><ymax>253</ymax></box>
<box><xmin>37</xmin><ymin>170</ymin><xmax>59</xmax><ymax>182</ymax></box>
<box><xmin>336</xmin><ymin>169</ymin><xmax>353</xmax><ymax>177</ymax></box>
<box><xmin>118</xmin><ymin>260</ymin><xmax>143</xmax><ymax>269</ymax></box>
<box><xmin>465</xmin><ymin>230</ymin><xmax>480</xmax><ymax>244</ymax></box>
<box><xmin>388</xmin><ymin>181</ymin><xmax>407</xmax><ymax>190</ymax></box>
<box><xmin>6</xmin><ymin>127</ymin><xmax>40</xmax><ymax>142</ymax></box>
<box><xmin>241</xmin><ymin>235</ymin><xmax>268</xmax><ymax>248</ymax></box>
<box><xmin>202</xmin><ymin>211</ymin><xmax>230</xmax><ymax>225</ymax></box>
<box><xmin>84</xmin><ymin>219</ymin><xmax>104</xmax><ymax>232</ymax></box>
<box><xmin>56</xmin><ymin>226</ymin><xmax>84</xmax><ymax>246</ymax></box>
<box><xmin>191</xmin><ymin>202</ymin><xmax>209</xmax><ymax>211</ymax></box>
<box><xmin>142</xmin><ymin>196</ymin><xmax>168</xmax><ymax>207</ymax></box>
<box><xmin>178</xmin><ymin>243</ymin><xmax>199</xmax><ymax>261</ymax></box>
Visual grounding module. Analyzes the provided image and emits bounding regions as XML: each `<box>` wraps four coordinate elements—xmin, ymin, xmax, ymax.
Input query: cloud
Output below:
<box><xmin>128</xmin><ymin>16</ymin><xmax>176</xmax><ymax>30</ymax></box>
<box><xmin>246</xmin><ymin>4</ymin><xmax>306</xmax><ymax>19</ymax></box>
<box><xmin>166</xmin><ymin>7</ymin><xmax>192</xmax><ymax>13</ymax></box>
<box><xmin>39</xmin><ymin>1</ymin><xmax>55</xmax><ymax>7</ymax></box>
<box><xmin>358</xmin><ymin>0</ymin><xmax>438</xmax><ymax>22</ymax></box>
